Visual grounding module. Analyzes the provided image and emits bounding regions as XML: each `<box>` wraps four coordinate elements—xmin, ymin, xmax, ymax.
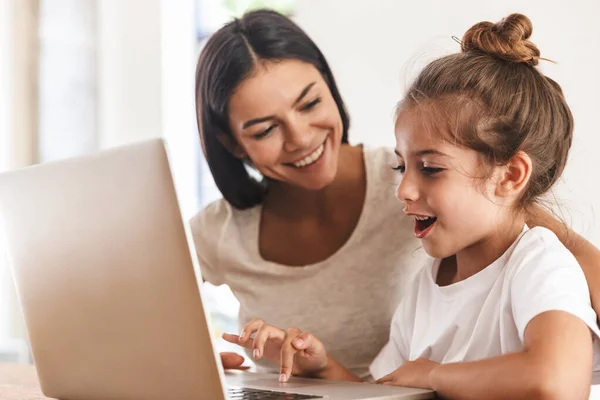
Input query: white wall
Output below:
<box><xmin>97</xmin><ymin>0</ymin><xmax>162</xmax><ymax>148</ymax></box>
<box><xmin>0</xmin><ymin>0</ymin><xmax>37</xmax><ymax>360</ymax></box>
<box><xmin>97</xmin><ymin>0</ymin><xmax>199</xmax><ymax>218</ymax></box>
<box><xmin>38</xmin><ymin>0</ymin><xmax>97</xmax><ymax>163</ymax></box>
<box><xmin>0</xmin><ymin>0</ymin><xmax>12</xmax><ymax>343</ymax></box>
<box><xmin>0</xmin><ymin>0</ymin><xmax>200</xmax><ymax>357</ymax></box>
<box><xmin>295</xmin><ymin>0</ymin><xmax>600</xmax><ymax>244</ymax></box>
<box><xmin>160</xmin><ymin>0</ymin><xmax>199</xmax><ymax>218</ymax></box>
<box><xmin>0</xmin><ymin>0</ymin><xmax>11</xmax><ymax>174</ymax></box>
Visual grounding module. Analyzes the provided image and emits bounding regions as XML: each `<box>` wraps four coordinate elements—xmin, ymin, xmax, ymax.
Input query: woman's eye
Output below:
<box><xmin>392</xmin><ymin>165</ymin><xmax>406</xmax><ymax>174</ymax></box>
<box><xmin>300</xmin><ymin>98</ymin><xmax>321</xmax><ymax>111</ymax></box>
<box><xmin>253</xmin><ymin>125</ymin><xmax>276</xmax><ymax>140</ymax></box>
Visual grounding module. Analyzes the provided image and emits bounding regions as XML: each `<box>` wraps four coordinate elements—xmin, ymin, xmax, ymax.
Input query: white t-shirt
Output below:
<box><xmin>191</xmin><ymin>146</ymin><xmax>428</xmax><ymax>378</ymax></box>
<box><xmin>370</xmin><ymin>226</ymin><xmax>600</xmax><ymax>390</ymax></box>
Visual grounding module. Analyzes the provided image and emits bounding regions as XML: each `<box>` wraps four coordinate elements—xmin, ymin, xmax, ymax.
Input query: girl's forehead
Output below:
<box><xmin>394</xmin><ymin>118</ymin><xmax>478</xmax><ymax>165</ymax></box>
<box><xmin>394</xmin><ymin>112</ymin><xmax>445</xmax><ymax>150</ymax></box>
<box><xmin>393</xmin><ymin>103</ymin><xmax>472</xmax><ymax>156</ymax></box>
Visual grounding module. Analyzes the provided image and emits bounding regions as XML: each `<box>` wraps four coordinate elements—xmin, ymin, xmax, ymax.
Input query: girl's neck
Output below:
<box><xmin>264</xmin><ymin>144</ymin><xmax>364</xmax><ymax>220</ymax></box>
<box><xmin>440</xmin><ymin>214</ymin><xmax>527</xmax><ymax>286</ymax></box>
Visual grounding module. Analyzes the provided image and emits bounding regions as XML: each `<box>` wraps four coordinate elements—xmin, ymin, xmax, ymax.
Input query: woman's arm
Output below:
<box><xmin>429</xmin><ymin>310</ymin><xmax>593</xmax><ymax>400</ymax></box>
<box><xmin>223</xmin><ymin>320</ymin><xmax>364</xmax><ymax>383</ymax></box>
<box><xmin>316</xmin><ymin>355</ymin><xmax>363</xmax><ymax>382</ymax></box>
<box><xmin>527</xmin><ymin>206</ymin><xmax>600</xmax><ymax>317</ymax></box>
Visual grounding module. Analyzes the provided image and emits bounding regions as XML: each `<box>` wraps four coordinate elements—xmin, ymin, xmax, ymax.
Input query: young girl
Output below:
<box><xmin>224</xmin><ymin>13</ymin><xmax>600</xmax><ymax>399</ymax></box>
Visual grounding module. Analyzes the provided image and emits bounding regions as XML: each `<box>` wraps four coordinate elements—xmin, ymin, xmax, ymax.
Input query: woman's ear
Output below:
<box><xmin>217</xmin><ymin>133</ymin><xmax>247</xmax><ymax>159</ymax></box>
<box><xmin>495</xmin><ymin>151</ymin><xmax>532</xmax><ymax>198</ymax></box>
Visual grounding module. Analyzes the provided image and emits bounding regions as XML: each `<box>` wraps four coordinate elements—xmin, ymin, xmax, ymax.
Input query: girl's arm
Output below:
<box><xmin>527</xmin><ymin>206</ymin><xmax>600</xmax><ymax>317</ymax></box>
<box><xmin>429</xmin><ymin>310</ymin><xmax>593</xmax><ymax>400</ymax></box>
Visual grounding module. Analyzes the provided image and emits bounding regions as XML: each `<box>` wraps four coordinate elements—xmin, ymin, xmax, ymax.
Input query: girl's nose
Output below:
<box><xmin>396</xmin><ymin>170</ymin><xmax>419</xmax><ymax>204</ymax></box>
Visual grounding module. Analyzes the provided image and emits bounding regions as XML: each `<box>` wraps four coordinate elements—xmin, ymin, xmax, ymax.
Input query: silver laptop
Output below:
<box><xmin>0</xmin><ymin>138</ymin><xmax>434</xmax><ymax>400</ymax></box>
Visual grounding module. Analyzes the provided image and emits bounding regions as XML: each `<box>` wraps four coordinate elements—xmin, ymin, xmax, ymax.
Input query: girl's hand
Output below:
<box><xmin>375</xmin><ymin>358</ymin><xmax>439</xmax><ymax>389</ymax></box>
<box><xmin>223</xmin><ymin>318</ymin><xmax>329</xmax><ymax>382</ymax></box>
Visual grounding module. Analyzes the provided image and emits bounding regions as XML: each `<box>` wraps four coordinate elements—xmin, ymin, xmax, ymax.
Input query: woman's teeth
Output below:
<box><xmin>293</xmin><ymin>143</ymin><xmax>324</xmax><ymax>168</ymax></box>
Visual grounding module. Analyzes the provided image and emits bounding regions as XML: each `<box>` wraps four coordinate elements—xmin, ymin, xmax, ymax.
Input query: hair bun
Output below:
<box><xmin>461</xmin><ymin>13</ymin><xmax>540</xmax><ymax>66</ymax></box>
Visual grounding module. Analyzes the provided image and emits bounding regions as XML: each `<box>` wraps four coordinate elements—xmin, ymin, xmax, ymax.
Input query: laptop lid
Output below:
<box><xmin>0</xmin><ymin>139</ymin><xmax>227</xmax><ymax>400</ymax></box>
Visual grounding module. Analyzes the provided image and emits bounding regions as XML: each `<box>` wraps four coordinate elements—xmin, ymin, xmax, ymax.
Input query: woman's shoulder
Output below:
<box><xmin>190</xmin><ymin>198</ymin><xmax>231</xmax><ymax>234</ymax></box>
<box><xmin>189</xmin><ymin>198</ymin><xmax>259</xmax><ymax>284</ymax></box>
<box><xmin>363</xmin><ymin>145</ymin><xmax>396</xmax><ymax>167</ymax></box>
<box><xmin>356</xmin><ymin>145</ymin><xmax>418</xmax><ymax>248</ymax></box>
<box><xmin>190</xmin><ymin>198</ymin><xmax>258</xmax><ymax>244</ymax></box>
<box><xmin>360</xmin><ymin>145</ymin><xmax>402</xmax><ymax>209</ymax></box>
<box><xmin>362</xmin><ymin>145</ymin><xmax>399</xmax><ymax>185</ymax></box>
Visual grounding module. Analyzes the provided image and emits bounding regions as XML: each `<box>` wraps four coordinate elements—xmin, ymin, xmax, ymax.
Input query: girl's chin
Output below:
<box><xmin>422</xmin><ymin>242</ymin><xmax>452</xmax><ymax>259</ymax></box>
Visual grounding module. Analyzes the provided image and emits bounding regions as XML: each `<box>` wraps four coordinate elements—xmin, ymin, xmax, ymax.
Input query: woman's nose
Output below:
<box><xmin>283</xmin><ymin>120</ymin><xmax>311</xmax><ymax>152</ymax></box>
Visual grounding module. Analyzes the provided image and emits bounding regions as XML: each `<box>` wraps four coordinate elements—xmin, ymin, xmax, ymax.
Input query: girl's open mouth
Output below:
<box><xmin>414</xmin><ymin>216</ymin><xmax>437</xmax><ymax>239</ymax></box>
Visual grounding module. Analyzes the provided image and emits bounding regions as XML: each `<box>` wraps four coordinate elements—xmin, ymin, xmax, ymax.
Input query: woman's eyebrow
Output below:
<box><xmin>242</xmin><ymin>82</ymin><xmax>317</xmax><ymax>129</ymax></box>
<box><xmin>292</xmin><ymin>82</ymin><xmax>316</xmax><ymax>107</ymax></box>
<box><xmin>243</xmin><ymin>115</ymin><xmax>275</xmax><ymax>129</ymax></box>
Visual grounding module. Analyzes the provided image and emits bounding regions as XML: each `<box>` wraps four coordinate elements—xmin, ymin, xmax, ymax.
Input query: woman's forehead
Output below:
<box><xmin>229</xmin><ymin>60</ymin><xmax>323</xmax><ymax>111</ymax></box>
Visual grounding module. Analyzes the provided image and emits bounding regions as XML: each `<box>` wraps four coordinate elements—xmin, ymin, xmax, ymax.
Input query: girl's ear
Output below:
<box><xmin>217</xmin><ymin>133</ymin><xmax>247</xmax><ymax>159</ymax></box>
<box><xmin>495</xmin><ymin>151</ymin><xmax>532</xmax><ymax>198</ymax></box>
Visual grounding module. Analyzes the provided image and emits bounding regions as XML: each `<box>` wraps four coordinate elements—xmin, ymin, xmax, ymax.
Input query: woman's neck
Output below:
<box><xmin>445</xmin><ymin>214</ymin><xmax>527</xmax><ymax>284</ymax></box>
<box><xmin>264</xmin><ymin>144</ymin><xmax>363</xmax><ymax>220</ymax></box>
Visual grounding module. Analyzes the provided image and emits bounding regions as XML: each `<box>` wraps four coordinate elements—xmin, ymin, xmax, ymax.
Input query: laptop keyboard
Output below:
<box><xmin>227</xmin><ymin>387</ymin><xmax>324</xmax><ymax>399</ymax></box>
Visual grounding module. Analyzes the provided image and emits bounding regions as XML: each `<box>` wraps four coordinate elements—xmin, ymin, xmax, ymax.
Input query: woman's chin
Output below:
<box><xmin>302</xmin><ymin>167</ymin><xmax>338</xmax><ymax>190</ymax></box>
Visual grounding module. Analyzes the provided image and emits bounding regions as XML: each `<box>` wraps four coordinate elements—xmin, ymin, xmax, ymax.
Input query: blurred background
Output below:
<box><xmin>0</xmin><ymin>0</ymin><xmax>598</xmax><ymax>364</ymax></box>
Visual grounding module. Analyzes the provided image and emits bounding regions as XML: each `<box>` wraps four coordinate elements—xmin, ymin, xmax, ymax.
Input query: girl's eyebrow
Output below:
<box><xmin>394</xmin><ymin>149</ymin><xmax>450</xmax><ymax>157</ymax></box>
<box><xmin>415</xmin><ymin>149</ymin><xmax>449</xmax><ymax>157</ymax></box>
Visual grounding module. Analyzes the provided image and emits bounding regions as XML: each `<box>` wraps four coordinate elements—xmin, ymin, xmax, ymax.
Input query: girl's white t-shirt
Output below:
<box><xmin>370</xmin><ymin>226</ymin><xmax>600</xmax><ymax>388</ymax></box>
<box><xmin>190</xmin><ymin>146</ymin><xmax>428</xmax><ymax>378</ymax></box>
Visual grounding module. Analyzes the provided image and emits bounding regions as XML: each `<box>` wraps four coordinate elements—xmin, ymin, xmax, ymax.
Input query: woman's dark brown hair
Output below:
<box><xmin>398</xmin><ymin>13</ymin><xmax>574</xmax><ymax>208</ymax></box>
<box><xmin>195</xmin><ymin>9</ymin><xmax>350</xmax><ymax>209</ymax></box>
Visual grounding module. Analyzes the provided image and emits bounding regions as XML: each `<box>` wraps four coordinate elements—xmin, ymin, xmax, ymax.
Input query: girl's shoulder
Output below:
<box><xmin>504</xmin><ymin>226</ymin><xmax>583</xmax><ymax>290</ymax></box>
<box><xmin>512</xmin><ymin>226</ymin><xmax>576</xmax><ymax>264</ymax></box>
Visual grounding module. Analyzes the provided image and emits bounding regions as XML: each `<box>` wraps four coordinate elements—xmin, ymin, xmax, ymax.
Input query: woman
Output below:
<box><xmin>191</xmin><ymin>9</ymin><xmax>600</xmax><ymax>379</ymax></box>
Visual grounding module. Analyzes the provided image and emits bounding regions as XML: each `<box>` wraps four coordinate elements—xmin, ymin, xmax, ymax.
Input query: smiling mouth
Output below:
<box><xmin>286</xmin><ymin>139</ymin><xmax>326</xmax><ymax>168</ymax></box>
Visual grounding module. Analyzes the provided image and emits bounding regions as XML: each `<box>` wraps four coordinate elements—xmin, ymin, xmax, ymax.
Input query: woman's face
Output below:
<box><xmin>227</xmin><ymin>59</ymin><xmax>344</xmax><ymax>191</ymax></box>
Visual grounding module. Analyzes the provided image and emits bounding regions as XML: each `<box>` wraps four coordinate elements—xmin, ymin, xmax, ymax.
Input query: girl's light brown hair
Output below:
<box><xmin>399</xmin><ymin>13</ymin><xmax>574</xmax><ymax>208</ymax></box>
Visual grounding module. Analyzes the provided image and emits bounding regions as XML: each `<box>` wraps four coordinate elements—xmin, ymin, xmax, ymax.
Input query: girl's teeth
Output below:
<box><xmin>293</xmin><ymin>144</ymin><xmax>324</xmax><ymax>168</ymax></box>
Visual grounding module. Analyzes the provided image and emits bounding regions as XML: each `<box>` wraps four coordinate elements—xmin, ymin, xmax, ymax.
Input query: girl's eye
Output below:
<box><xmin>392</xmin><ymin>164</ymin><xmax>406</xmax><ymax>174</ymax></box>
<box><xmin>421</xmin><ymin>166</ymin><xmax>444</xmax><ymax>176</ymax></box>
<box><xmin>253</xmin><ymin>125</ymin><xmax>276</xmax><ymax>140</ymax></box>
<box><xmin>300</xmin><ymin>98</ymin><xmax>321</xmax><ymax>111</ymax></box>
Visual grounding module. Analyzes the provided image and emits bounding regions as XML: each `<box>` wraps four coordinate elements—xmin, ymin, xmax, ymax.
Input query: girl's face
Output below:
<box><xmin>393</xmin><ymin>109</ymin><xmax>510</xmax><ymax>259</ymax></box>
<box><xmin>227</xmin><ymin>59</ymin><xmax>344</xmax><ymax>191</ymax></box>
